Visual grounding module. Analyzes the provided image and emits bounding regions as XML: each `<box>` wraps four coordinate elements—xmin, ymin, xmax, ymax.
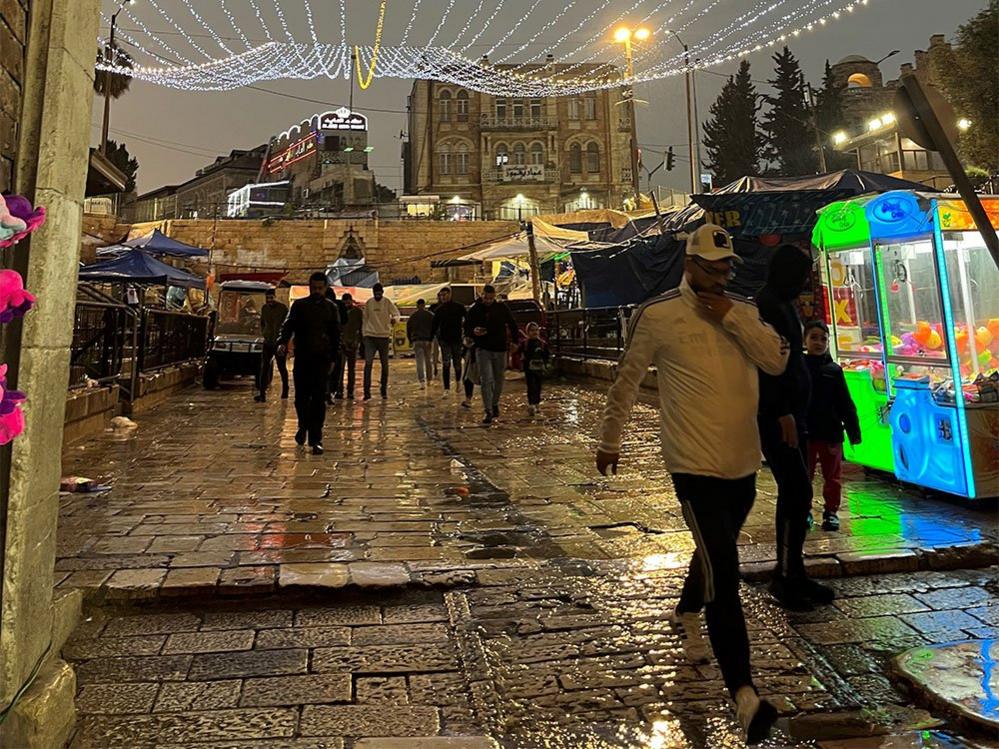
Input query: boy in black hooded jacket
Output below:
<box><xmin>803</xmin><ymin>320</ymin><xmax>861</xmax><ymax>531</ymax></box>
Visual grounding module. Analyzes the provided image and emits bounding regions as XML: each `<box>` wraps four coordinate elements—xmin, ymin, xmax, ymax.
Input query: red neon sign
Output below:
<box><xmin>267</xmin><ymin>132</ymin><xmax>317</xmax><ymax>174</ymax></box>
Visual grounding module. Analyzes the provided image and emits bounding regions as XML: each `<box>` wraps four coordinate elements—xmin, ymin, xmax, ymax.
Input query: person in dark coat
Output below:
<box><xmin>336</xmin><ymin>293</ymin><xmax>363</xmax><ymax>399</ymax></box>
<box><xmin>256</xmin><ymin>288</ymin><xmax>288</xmax><ymax>402</ymax></box>
<box><xmin>464</xmin><ymin>285</ymin><xmax>519</xmax><ymax>424</ymax></box>
<box><xmin>278</xmin><ymin>272</ymin><xmax>341</xmax><ymax>455</ymax></box>
<box><xmin>326</xmin><ymin>287</ymin><xmax>349</xmax><ymax>404</ymax></box>
<box><xmin>803</xmin><ymin>320</ymin><xmax>861</xmax><ymax>532</ymax></box>
<box><xmin>756</xmin><ymin>244</ymin><xmax>834</xmax><ymax>610</ymax></box>
<box><xmin>431</xmin><ymin>287</ymin><xmax>467</xmax><ymax>395</ymax></box>
<box><xmin>517</xmin><ymin>322</ymin><xmax>549</xmax><ymax>416</ymax></box>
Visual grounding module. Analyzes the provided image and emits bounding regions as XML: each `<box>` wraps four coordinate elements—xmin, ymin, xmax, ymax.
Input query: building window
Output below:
<box><xmin>439</xmin><ymin>90</ymin><xmax>452</xmax><ymax>122</ymax></box>
<box><xmin>455</xmin><ymin>143</ymin><xmax>469</xmax><ymax>175</ymax></box>
<box><xmin>512</xmin><ymin>142</ymin><xmax>526</xmax><ymax>166</ymax></box>
<box><xmin>569</xmin><ymin>143</ymin><xmax>582</xmax><ymax>173</ymax></box>
<box><xmin>584</xmin><ymin>95</ymin><xmax>597</xmax><ymax>120</ymax></box>
<box><xmin>531</xmin><ymin>99</ymin><xmax>543</xmax><ymax>120</ymax></box>
<box><xmin>530</xmin><ymin>142</ymin><xmax>544</xmax><ymax>165</ymax></box>
<box><xmin>495</xmin><ymin>143</ymin><xmax>509</xmax><ymax>167</ymax></box>
<box><xmin>439</xmin><ymin>144</ymin><xmax>452</xmax><ymax>175</ymax></box>
<box><xmin>569</xmin><ymin>98</ymin><xmax>582</xmax><ymax>121</ymax></box>
<box><xmin>586</xmin><ymin>142</ymin><xmax>600</xmax><ymax>174</ymax></box>
<box><xmin>513</xmin><ymin>99</ymin><xmax>525</xmax><ymax>119</ymax></box>
<box><xmin>456</xmin><ymin>90</ymin><xmax>469</xmax><ymax>122</ymax></box>
<box><xmin>495</xmin><ymin>98</ymin><xmax>507</xmax><ymax>121</ymax></box>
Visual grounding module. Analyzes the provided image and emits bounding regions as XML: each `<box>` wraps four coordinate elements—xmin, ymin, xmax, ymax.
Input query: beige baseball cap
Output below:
<box><xmin>685</xmin><ymin>223</ymin><xmax>740</xmax><ymax>262</ymax></box>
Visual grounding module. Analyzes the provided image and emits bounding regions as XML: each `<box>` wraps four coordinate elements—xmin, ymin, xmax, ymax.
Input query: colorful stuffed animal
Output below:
<box><xmin>975</xmin><ymin>326</ymin><xmax>994</xmax><ymax>349</ymax></box>
<box><xmin>913</xmin><ymin>321</ymin><xmax>932</xmax><ymax>347</ymax></box>
<box><xmin>0</xmin><ymin>270</ymin><xmax>35</xmax><ymax>323</ymax></box>
<box><xmin>0</xmin><ymin>195</ymin><xmax>45</xmax><ymax>248</ymax></box>
<box><xmin>0</xmin><ymin>364</ymin><xmax>25</xmax><ymax>444</ymax></box>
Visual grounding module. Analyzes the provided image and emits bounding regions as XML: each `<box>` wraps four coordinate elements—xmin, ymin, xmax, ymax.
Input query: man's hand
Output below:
<box><xmin>778</xmin><ymin>414</ymin><xmax>798</xmax><ymax>448</ymax></box>
<box><xmin>473</xmin><ymin>326</ymin><xmax>487</xmax><ymax>336</ymax></box>
<box><xmin>695</xmin><ymin>292</ymin><xmax>733</xmax><ymax>324</ymax></box>
<box><xmin>849</xmin><ymin>436</ymin><xmax>862</xmax><ymax>447</ymax></box>
<box><xmin>596</xmin><ymin>449</ymin><xmax>620</xmax><ymax>476</ymax></box>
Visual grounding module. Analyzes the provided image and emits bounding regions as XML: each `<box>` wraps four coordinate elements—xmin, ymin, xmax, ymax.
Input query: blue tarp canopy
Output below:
<box><xmin>98</xmin><ymin>228</ymin><xmax>210</xmax><ymax>258</ymax></box>
<box><xmin>79</xmin><ymin>249</ymin><xmax>205</xmax><ymax>289</ymax></box>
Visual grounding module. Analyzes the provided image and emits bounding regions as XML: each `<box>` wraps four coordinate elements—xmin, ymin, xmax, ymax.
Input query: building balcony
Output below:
<box><xmin>480</xmin><ymin>114</ymin><xmax>555</xmax><ymax>130</ymax></box>
<box><xmin>484</xmin><ymin>165</ymin><xmax>560</xmax><ymax>183</ymax></box>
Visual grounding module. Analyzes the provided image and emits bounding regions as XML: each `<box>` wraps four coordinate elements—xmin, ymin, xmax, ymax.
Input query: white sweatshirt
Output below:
<box><xmin>599</xmin><ymin>278</ymin><xmax>789</xmax><ymax>479</ymax></box>
<box><xmin>362</xmin><ymin>297</ymin><xmax>400</xmax><ymax>338</ymax></box>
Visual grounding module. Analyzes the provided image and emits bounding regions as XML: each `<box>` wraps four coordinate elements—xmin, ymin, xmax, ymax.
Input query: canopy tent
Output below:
<box><xmin>79</xmin><ymin>249</ymin><xmax>205</xmax><ymax>289</ymax></box>
<box><xmin>327</xmin><ymin>257</ymin><xmax>379</xmax><ymax>288</ymax></box>
<box><xmin>98</xmin><ymin>228</ymin><xmax>210</xmax><ymax>258</ymax></box>
<box><xmin>431</xmin><ymin>232</ymin><xmax>571</xmax><ymax>268</ymax></box>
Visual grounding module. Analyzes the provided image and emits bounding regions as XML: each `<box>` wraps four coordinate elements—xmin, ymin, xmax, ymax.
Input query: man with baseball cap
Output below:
<box><xmin>596</xmin><ymin>224</ymin><xmax>788</xmax><ymax>744</ymax></box>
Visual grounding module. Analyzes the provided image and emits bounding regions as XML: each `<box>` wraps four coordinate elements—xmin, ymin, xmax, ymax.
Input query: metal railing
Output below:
<box><xmin>480</xmin><ymin>113</ymin><xmax>555</xmax><ymax>129</ymax></box>
<box><xmin>138</xmin><ymin>308</ymin><xmax>209</xmax><ymax>372</ymax></box>
<box><xmin>550</xmin><ymin>306</ymin><xmax>631</xmax><ymax>361</ymax></box>
<box><xmin>70</xmin><ymin>301</ymin><xmax>132</xmax><ymax>386</ymax></box>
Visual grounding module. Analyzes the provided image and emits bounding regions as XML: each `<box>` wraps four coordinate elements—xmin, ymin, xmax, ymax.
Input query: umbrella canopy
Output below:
<box><xmin>98</xmin><ymin>228</ymin><xmax>210</xmax><ymax>258</ymax></box>
<box><xmin>79</xmin><ymin>249</ymin><xmax>205</xmax><ymax>289</ymax></box>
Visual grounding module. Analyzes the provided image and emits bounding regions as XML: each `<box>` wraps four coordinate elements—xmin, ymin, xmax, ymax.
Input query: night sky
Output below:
<box><xmin>95</xmin><ymin>0</ymin><xmax>988</xmax><ymax>195</ymax></box>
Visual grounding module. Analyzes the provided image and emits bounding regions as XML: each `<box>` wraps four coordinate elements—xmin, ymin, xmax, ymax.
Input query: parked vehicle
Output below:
<box><xmin>202</xmin><ymin>280</ymin><xmax>273</xmax><ymax>389</ymax></box>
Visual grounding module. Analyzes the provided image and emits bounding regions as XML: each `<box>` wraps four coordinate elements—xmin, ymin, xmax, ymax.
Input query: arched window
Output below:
<box><xmin>586</xmin><ymin>142</ymin><xmax>600</xmax><ymax>174</ymax></box>
<box><xmin>847</xmin><ymin>72</ymin><xmax>873</xmax><ymax>88</ymax></box>
<box><xmin>495</xmin><ymin>143</ymin><xmax>509</xmax><ymax>167</ymax></box>
<box><xmin>530</xmin><ymin>142</ymin><xmax>544</xmax><ymax>166</ymax></box>
<box><xmin>456</xmin><ymin>90</ymin><xmax>469</xmax><ymax>122</ymax></box>
<box><xmin>512</xmin><ymin>142</ymin><xmax>526</xmax><ymax>166</ymax></box>
<box><xmin>455</xmin><ymin>142</ymin><xmax>470</xmax><ymax>175</ymax></box>
<box><xmin>439</xmin><ymin>143</ymin><xmax>452</xmax><ymax>175</ymax></box>
<box><xmin>439</xmin><ymin>90</ymin><xmax>452</xmax><ymax>122</ymax></box>
<box><xmin>569</xmin><ymin>143</ymin><xmax>582</xmax><ymax>174</ymax></box>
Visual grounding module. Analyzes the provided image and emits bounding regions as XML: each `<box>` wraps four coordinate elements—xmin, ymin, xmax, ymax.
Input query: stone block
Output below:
<box><xmin>348</xmin><ymin>562</ymin><xmax>411</xmax><ymax>587</ymax></box>
<box><xmin>354</xmin><ymin>742</ymin><xmax>499</xmax><ymax>749</ymax></box>
<box><xmin>838</xmin><ymin>549</ymin><xmax>920</xmax><ymax>576</ymax></box>
<box><xmin>240</xmin><ymin>673</ymin><xmax>352</xmax><ymax>707</ymax></box>
<box><xmin>278</xmin><ymin>562</ymin><xmax>350</xmax><ymax>588</ymax></box>
<box><xmin>0</xmin><ymin>659</ymin><xmax>76</xmax><ymax>749</ymax></box>
<box><xmin>300</xmin><ymin>705</ymin><xmax>440</xmax><ymax>737</ymax></box>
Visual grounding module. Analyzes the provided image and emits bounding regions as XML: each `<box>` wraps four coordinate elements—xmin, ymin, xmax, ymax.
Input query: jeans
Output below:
<box><xmin>336</xmin><ymin>342</ymin><xmax>358</xmax><ymax>397</ymax></box>
<box><xmin>674</xmin><ymin>472</ymin><xmax>758</xmax><ymax>698</ymax></box>
<box><xmin>808</xmin><ymin>440</ymin><xmax>844</xmax><ymax>513</ymax></box>
<box><xmin>293</xmin><ymin>357</ymin><xmax>330</xmax><ymax>446</ymax></box>
<box><xmin>363</xmin><ymin>336</ymin><xmax>391</xmax><ymax>396</ymax></box>
<box><xmin>525</xmin><ymin>371</ymin><xmax>543</xmax><ymax>405</ymax></box>
<box><xmin>413</xmin><ymin>340</ymin><xmax>433</xmax><ymax>384</ymax></box>
<box><xmin>477</xmin><ymin>349</ymin><xmax>508</xmax><ymax>414</ymax></box>
<box><xmin>259</xmin><ymin>343</ymin><xmax>288</xmax><ymax>397</ymax></box>
<box><xmin>759</xmin><ymin>416</ymin><xmax>812</xmax><ymax>580</ymax></box>
<box><xmin>439</xmin><ymin>340</ymin><xmax>463</xmax><ymax>390</ymax></box>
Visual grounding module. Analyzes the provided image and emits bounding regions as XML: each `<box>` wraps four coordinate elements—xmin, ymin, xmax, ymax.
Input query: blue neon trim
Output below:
<box><xmin>931</xmin><ymin>199</ymin><xmax>977</xmax><ymax>499</ymax></box>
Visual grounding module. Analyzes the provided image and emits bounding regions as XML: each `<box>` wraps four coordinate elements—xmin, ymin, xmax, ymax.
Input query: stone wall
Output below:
<box><xmin>115</xmin><ymin>218</ymin><xmax>518</xmax><ymax>283</ymax></box>
<box><xmin>0</xmin><ymin>0</ymin><xmax>28</xmax><ymax>190</ymax></box>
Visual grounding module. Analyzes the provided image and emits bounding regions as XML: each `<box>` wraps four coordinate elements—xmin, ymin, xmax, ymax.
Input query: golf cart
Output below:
<box><xmin>203</xmin><ymin>280</ymin><xmax>274</xmax><ymax>389</ymax></box>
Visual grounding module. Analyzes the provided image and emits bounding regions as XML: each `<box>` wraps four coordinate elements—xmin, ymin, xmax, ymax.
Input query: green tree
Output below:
<box><xmin>105</xmin><ymin>140</ymin><xmax>138</xmax><ymax>193</ymax></box>
<box><xmin>94</xmin><ymin>41</ymin><xmax>133</xmax><ymax>99</ymax></box>
<box><xmin>701</xmin><ymin>61</ymin><xmax>765</xmax><ymax>186</ymax></box>
<box><xmin>762</xmin><ymin>46</ymin><xmax>818</xmax><ymax>176</ymax></box>
<box><xmin>814</xmin><ymin>60</ymin><xmax>854</xmax><ymax>171</ymax></box>
<box><xmin>931</xmin><ymin>2</ymin><xmax>999</xmax><ymax>173</ymax></box>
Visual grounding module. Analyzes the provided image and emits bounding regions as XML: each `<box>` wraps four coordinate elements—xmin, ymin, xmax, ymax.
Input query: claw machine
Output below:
<box><xmin>814</xmin><ymin>190</ymin><xmax>999</xmax><ymax>500</ymax></box>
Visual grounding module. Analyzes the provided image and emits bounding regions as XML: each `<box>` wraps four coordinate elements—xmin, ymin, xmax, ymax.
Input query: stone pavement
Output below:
<box><xmin>57</xmin><ymin>365</ymin><xmax>999</xmax><ymax>747</ymax></box>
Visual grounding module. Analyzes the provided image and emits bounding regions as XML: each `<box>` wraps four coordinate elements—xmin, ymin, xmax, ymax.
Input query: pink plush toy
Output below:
<box><xmin>0</xmin><ymin>364</ymin><xmax>25</xmax><ymax>444</ymax></box>
<box><xmin>0</xmin><ymin>270</ymin><xmax>35</xmax><ymax>323</ymax></box>
<box><xmin>0</xmin><ymin>194</ymin><xmax>45</xmax><ymax>248</ymax></box>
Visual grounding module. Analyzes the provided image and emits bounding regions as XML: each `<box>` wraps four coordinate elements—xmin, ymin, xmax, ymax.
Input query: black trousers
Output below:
<box><xmin>259</xmin><ymin>344</ymin><xmax>288</xmax><ymax>397</ymax></box>
<box><xmin>363</xmin><ymin>336</ymin><xmax>391</xmax><ymax>396</ymax></box>
<box><xmin>439</xmin><ymin>340</ymin><xmax>463</xmax><ymax>390</ymax></box>
<box><xmin>525</xmin><ymin>371</ymin><xmax>543</xmax><ymax>405</ymax></box>
<box><xmin>293</xmin><ymin>357</ymin><xmax>330</xmax><ymax>446</ymax></box>
<box><xmin>758</xmin><ymin>416</ymin><xmax>812</xmax><ymax>580</ymax></box>
<box><xmin>674</xmin><ymin>472</ymin><xmax>757</xmax><ymax>698</ymax></box>
<box><xmin>336</xmin><ymin>343</ymin><xmax>358</xmax><ymax>397</ymax></box>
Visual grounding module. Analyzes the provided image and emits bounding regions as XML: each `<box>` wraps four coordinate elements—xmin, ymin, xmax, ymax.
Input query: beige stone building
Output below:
<box><xmin>405</xmin><ymin>63</ymin><xmax>637</xmax><ymax>220</ymax></box>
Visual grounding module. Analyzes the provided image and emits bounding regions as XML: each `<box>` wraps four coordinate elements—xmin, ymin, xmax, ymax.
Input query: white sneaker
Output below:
<box><xmin>668</xmin><ymin>606</ymin><xmax>710</xmax><ymax>663</ymax></box>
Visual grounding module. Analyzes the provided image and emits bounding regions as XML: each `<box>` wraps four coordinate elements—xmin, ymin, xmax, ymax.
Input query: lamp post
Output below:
<box><xmin>614</xmin><ymin>25</ymin><xmax>650</xmax><ymax>205</ymax></box>
<box><xmin>662</xmin><ymin>30</ymin><xmax>699</xmax><ymax>194</ymax></box>
<box><xmin>101</xmin><ymin>0</ymin><xmax>136</xmax><ymax>154</ymax></box>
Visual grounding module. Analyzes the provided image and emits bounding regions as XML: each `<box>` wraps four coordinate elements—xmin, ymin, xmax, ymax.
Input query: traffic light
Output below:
<box><xmin>665</xmin><ymin>146</ymin><xmax>675</xmax><ymax>172</ymax></box>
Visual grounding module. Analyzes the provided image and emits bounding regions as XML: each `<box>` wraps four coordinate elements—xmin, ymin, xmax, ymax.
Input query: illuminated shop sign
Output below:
<box><xmin>268</xmin><ymin>132</ymin><xmax>317</xmax><ymax>173</ymax></box>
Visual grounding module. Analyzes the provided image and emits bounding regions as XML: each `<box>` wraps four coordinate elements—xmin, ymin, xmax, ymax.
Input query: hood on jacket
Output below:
<box><xmin>766</xmin><ymin>244</ymin><xmax>814</xmax><ymax>301</ymax></box>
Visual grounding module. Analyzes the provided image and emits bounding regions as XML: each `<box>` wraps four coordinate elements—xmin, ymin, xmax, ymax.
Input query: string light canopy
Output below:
<box><xmin>98</xmin><ymin>0</ymin><xmax>878</xmax><ymax>95</ymax></box>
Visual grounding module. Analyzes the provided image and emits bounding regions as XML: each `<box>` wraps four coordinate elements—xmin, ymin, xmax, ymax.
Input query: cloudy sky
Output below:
<box><xmin>95</xmin><ymin>0</ymin><xmax>988</xmax><ymax>195</ymax></box>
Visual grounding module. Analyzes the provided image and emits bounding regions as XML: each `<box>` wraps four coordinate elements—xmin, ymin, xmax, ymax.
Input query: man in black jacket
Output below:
<box><xmin>756</xmin><ymin>244</ymin><xmax>834</xmax><ymax>610</ymax></box>
<box><xmin>465</xmin><ymin>285</ymin><xmax>519</xmax><ymax>424</ymax></box>
<box><xmin>431</xmin><ymin>287</ymin><xmax>467</xmax><ymax>394</ymax></box>
<box><xmin>278</xmin><ymin>272</ymin><xmax>341</xmax><ymax>455</ymax></box>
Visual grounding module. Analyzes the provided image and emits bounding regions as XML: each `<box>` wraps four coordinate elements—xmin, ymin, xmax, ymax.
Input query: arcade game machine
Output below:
<box><xmin>812</xmin><ymin>196</ymin><xmax>896</xmax><ymax>474</ymax></box>
<box><xmin>814</xmin><ymin>191</ymin><xmax>998</xmax><ymax>500</ymax></box>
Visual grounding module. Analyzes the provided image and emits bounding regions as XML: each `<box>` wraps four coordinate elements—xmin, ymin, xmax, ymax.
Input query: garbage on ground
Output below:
<box><xmin>110</xmin><ymin>416</ymin><xmax>138</xmax><ymax>431</ymax></box>
<box><xmin>59</xmin><ymin>476</ymin><xmax>111</xmax><ymax>494</ymax></box>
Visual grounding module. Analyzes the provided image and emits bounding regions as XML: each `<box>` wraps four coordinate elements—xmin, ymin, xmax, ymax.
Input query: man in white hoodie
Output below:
<box><xmin>362</xmin><ymin>283</ymin><xmax>400</xmax><ymax>400</ymax></box>
<box><xmin>596</xmin><ymin>224</ymin><xmax>788</xmax><ymax>745</ymax></box>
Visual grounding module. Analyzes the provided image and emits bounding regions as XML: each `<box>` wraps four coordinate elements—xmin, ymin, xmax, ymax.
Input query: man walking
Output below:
<box><xmin>335</xmin><ymin>293</ymin><xmax>363</xmax><ymax>399</ymax></box>
<box><xmin>756</xmin><ymin>244</ymin><xmax>835</xmax><ymax>610</ymax></box>
<box><xmin>596</xmin><ymin>225</ymin><xmax>788</xmax><ymax>745</ymax></box>
<box><xmin>431</xmin><ymin>286</ymin><xmax>466</xmax><ymax>396</ymax></box>
<box><xmin>256</xmin><ymin>287</ymin><xmax>288</xmax><ymax>402</ymax></box>
<box><xmin>277</xmin><ymin>272</ymin><xmax>340</xmax><ymax>455</ymax></box>
<box><xmin>407</xmin><ymin>298</ymin><xmax>434</xmax><ymax>389</ymax></box>
<box><xmin>362</xmin><ymin>283</ymin><xmax>400</xmax><ymax>400</ymax></box>
<box><xmin>465</xmin><ymin>285</ymin><xmax>519</xmax><ymax>425</ymax></box>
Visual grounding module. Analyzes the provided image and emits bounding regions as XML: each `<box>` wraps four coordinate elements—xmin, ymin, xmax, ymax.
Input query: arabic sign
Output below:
<box><xmin>501</xmin><ymin>164</ymin><xmax>545</xmax><ymax>182</ymax></box>
<box><xmin>319</xmin><ymin>107</ymin><xmax>368</xmax><ymax>132</ymax></box>
<box><xmin>267</xmin><ymin>132</ymin><xmax>317</xmax><ymax>173</ymax></box>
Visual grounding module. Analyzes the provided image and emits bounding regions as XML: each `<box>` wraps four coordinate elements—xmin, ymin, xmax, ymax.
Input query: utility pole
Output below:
<box><xmin>101</xmin><ymin>0</ymin><xmax>135</xmax><ymax>154</ymax></box>
<box><xmin>614</xmin><ymin>26</ymin><xmax>650</xmax><ymax>206</ymax></box>
<box><xmin>665</xmin><ymin>31</ymin><xmax>698</xmax><ymax>193</ymax></box>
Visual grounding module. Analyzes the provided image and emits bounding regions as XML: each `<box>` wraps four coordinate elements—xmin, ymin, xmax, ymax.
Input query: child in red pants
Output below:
<box><xmin>803</xmin><ymin>321</ymin><xmax>862</xmax><ymax>531</ymax></box>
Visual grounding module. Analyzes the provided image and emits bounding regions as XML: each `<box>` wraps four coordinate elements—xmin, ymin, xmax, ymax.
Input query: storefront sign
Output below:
<box><xmin>696</xmin><ymin>189</ymin><xmax>854</xmax><ymax>238</ymax></box>
<box><xmin>318</xmin><ymin>107</ymin><xmax>368</xmax><ymax>131</ymax></box>
<box><xmin>502</xmin><ymin>164</ymin><xmax>545</xmax><ymax>182</ymax></box>
<box><xmin>267</xmin><ymin>132</ymin><xmax>317</xmax><ymax>174</ymax></box>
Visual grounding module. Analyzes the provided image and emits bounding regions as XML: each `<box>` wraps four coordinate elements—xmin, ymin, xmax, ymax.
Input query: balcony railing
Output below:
<box><xmin>480</xmin><ymin>114</ymin><xmax>554</xmax><ymax>130</ymax></box>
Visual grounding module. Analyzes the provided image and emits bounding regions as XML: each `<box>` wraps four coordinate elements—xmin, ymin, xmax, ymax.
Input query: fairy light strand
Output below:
<box><xmin>460</xmin><ymin>0</ymin><xmax>505</xmax><ymax>53</ymax></box>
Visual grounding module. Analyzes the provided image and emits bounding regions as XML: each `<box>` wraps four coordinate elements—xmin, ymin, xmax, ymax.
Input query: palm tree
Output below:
<box><xmin>96</xmin><ymin>41</ymin><xmax>133</xmax><ymax>153</ymax></box>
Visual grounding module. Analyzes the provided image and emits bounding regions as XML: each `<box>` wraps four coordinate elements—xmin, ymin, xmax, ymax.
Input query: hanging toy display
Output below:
<box><xmin>0</xmin><ymin>193</ymin><xmax>45</xmax><ymax>444</ymax></box>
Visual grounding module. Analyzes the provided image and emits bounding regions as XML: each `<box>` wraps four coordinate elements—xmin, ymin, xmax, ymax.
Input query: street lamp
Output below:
<box><xmin>874</xmin><ymin>50</ymin><xmax>901</xmax><ymax>66</ymax></box>
<box><xmin>613</xmin><ymin>25</ymin><xmax>651</xmax><ymax>204</ymax></box>
<box><xmin>101</xmin><ymin>0</ymin><xmax>136</xmax><ymax>154</ymax></box>
<box><xmin>515</xmin><ymin>193</ymin><xmax>525</xmax><ymax>222</ymax></box>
